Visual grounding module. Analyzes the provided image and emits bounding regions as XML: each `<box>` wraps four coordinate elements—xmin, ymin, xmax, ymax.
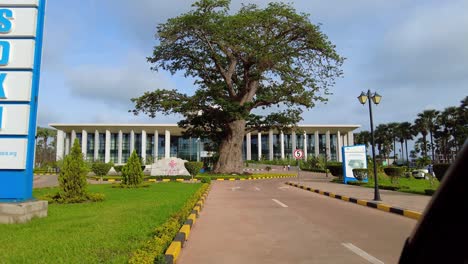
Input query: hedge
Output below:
<box><xmin>352</xmin><ymin>168</ymin><xmax>368</xmax><ymax>181</ymax></box>
<box><xmin>326</xmin><ymin>162</ymin><xmax>343</xmax><ymax>177</ymax></box>
<box><xmin>128</xmin><ymin>184</ymin><xmax>209</xmax><ymax>264</ymax></box>
<box><xmin>383</xmin><ymin>167</ymin><xmax>406</xmax><ymax>177</ymax></box>
<box><xmin>433</xmin><ymin>163</ymin><xmax>450</xmax><ymax>182</ymax></box>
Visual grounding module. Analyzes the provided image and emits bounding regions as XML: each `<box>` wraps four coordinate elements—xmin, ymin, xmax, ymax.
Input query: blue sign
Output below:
<box><xmin>0</xmin><ymin>0</ymin><xmax>46</xmax><ymax>202</ymax></box>
<box><xmin>342</xmin><ymin>144</ymin><xmax>368</xmax><ymax>184</ymax></box>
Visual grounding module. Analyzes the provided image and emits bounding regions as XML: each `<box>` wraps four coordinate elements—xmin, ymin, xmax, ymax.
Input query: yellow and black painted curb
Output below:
<box><xmin>34</xmin><ymin>173</ymin><xmax>55</xmax><ymax>176</ymax></box>
<box><xmin>215</xmin><ymin>175</ymin><xmax>297</xmax><ymax>181</ymax></box>
<box><xmin>286</xmin><ymin>182</ymin><xmax>422</xmax><ymax>220</ymax></box>
<box><xmin>164</xmin><ymin>186</ymin><xmax>210</xmax><ymax>264</ymax></box>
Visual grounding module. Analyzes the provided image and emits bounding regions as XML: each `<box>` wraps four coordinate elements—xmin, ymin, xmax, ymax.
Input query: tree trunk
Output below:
<box><xmin>213</xmin><ymin>120</ymin><xmax>246</xmax><ymax>174</ymax></box>
<box><xmin>430</xmin><ymin>131</ymin><xmax>435</xmax><ymax>162</ymax></box>
<box><xmin>405</xmin><ymin>140</ymin><xmax>409</xmax><ymax>164</ymax></box>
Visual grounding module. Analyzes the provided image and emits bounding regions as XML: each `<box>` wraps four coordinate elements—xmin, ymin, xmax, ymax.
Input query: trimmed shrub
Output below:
<box><xmin>200</xmin><ymin>177</ymin><xmax>212</xmax><ymax>184</ymax></box>
<box><xmin>424</xmin><ymin>189</ymin><xmax>436</xmax><ymax>195</ymax></box>
<box><xmin>326</xmin><ymin>162</ymin><xmax>343</xmax><ymax>177</ymax></box>
<box><xmin>114</xmin><ymin>165</ymin><xmax>123</xmax><ymax>172</ymax></box>
<box><xmin>384</xmin><ymin>166</ymin><xmax>405</xmax><ymax>184</ymax></box>
<box><xmin>44</xmin><ymin>139</ymin><xmax>104</xmax><ymax>203</ymax></box>
<box><xmin>265</xmin><ymin>166</ymin><xmax>272</xmax><ymax>171</ymax></box>
<box><xmin>121</xmin><ymin>150</ymin><xmax>144</xmax><ymax>186</ymax></box>
<box><xmin>91</xmin><ymin>161</ymin><xmax>113</xmax><ymax>176</ymax></box>
<box><xmin>352</xmin><ymin>168</ymin><xmax>368</xmax><ymax>181</ymax></box>
<box><xmin>184</xmin><ymin>162</ymin><xmax>204</xmax><ymax>180</ymax></box>
<box><xmin>433</xmin><ymin>163</ymin><xmax>450</xmax><ymax>182</ymax></box>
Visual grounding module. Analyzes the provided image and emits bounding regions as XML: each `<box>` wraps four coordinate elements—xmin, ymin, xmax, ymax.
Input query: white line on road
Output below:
<box><xmin>255</xmin><ymin>187</ymin><xmax>261</xmax><ymax>191</ymax></box>
<box><xmin>279</xmin><ymin>186</ymin><xmax>289</xmax><ymax>190</ymax></box>
<box><xmin>231</xmin><ymin>187</ymin><xmax>241</xmax><ymax>191</ymax></box>
<box><xmin>272</xmin><ymin>199</ymin><xmax>288</xmax><ymax>208</ymax></box>
<box><xmin>342</xmin><ymin>243</ymin><xmax>384</xmax><ymax>264</ymax></box>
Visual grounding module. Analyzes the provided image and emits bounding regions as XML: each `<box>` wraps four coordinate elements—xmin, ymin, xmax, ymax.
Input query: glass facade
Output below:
<box><xmin>307</xmin><ymin>134</ymin><xmax>316</xmax><ymax>157</ymax></box>
<box><xmin>319</xmin><ymin>134</ymin><xmax>326</xmax><ymax>158</ymax></box>
<box><xmin>158</xmin><ymin>135</ymin><xmax>165</xmax><ymax>159</ymax></box>
<box><xmin>284</xmin><ymin>134</ymin><xmax>292</xmax><ymax>159</ymax></box>
<box><xmin>330</xmin><ymin>134</ymin><xmax>337</xmax><ymax>161</ymax></box>
<box><xmin>75</xmin><ymin>133</ymin><xmax>82</xmax><ymax>147</ymax></box>
<box><xmin>296</xmin><ymin>133</ymin><xmax>304</xmax><ymax>150</ymax></box>
<box><xmin>110</xmin><ymin>133</ymin><xmax>118</xmax><ymax>163</ymax></box>
<box><xmin>261</xmin><ymin>135</ymin><xmax>269</xmax><ymax>160</ymax></box>
<box><xmin>86</xmin><ymin>133</ymin><xmax>95</xmax><ymax>162</ymax></box>
<box><xmin>134</xmin><ymin>133</ymin><xmax>142</xmax><ymax>157</ymax></box>
<box><xmin>98</xmin><ymin>133</ymin><xmax>105</xmax><ymax>162</ymax></box>
<box><xmin>146</xmin><ymin>134</ymin><xmax>155</xmax><ymax>163</ymax></box>
<box><xmin>122</xmin><ymin>133</ymin><xmax>130</xmax><ymax>163</ymax></box>
<box><xmin>273</xmin><ymin>134</ymin><xmax>281</xmax><ymax>159</ymax></box>
<box><xmin>251</xmin><ymin>136</ymin><xmax>258</xmax><ymax>161</ymax></box>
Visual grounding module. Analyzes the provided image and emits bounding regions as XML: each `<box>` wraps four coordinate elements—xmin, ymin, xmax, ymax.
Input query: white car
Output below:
<box><xmin>412</xmin><ymin>169</ymin><xmax>429</xmax><ymax>179</ymax></box>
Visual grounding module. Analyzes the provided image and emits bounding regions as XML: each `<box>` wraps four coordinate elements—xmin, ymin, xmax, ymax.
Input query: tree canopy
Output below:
<box><xmin>131</xmin><ymin>0</ymin><xmax>344</xmax><ymax>173</ymax></box>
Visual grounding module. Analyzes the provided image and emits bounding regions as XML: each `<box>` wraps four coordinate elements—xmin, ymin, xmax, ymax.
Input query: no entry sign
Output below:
<box><xmin>293</xmin><ymin>149</ymin><xmax>304</xmax><ymax>160</ymax></box>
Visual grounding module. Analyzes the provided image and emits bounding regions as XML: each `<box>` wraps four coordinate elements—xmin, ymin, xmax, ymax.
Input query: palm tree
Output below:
<box><xmin>396</xmin><ymin>122</ymin><xmax>413</xmax><ymax>163</ymax></box>
<box><xmin>355</xmin><ymin>131</ymin><xmax>371</xmax><ymax>150</ymax></box>
<box><xmin>421</xmin><ymin>110</ymin><xmax>439</xmax><ymax>162</ymax></box>
<box><xmin>374</xmin><ymin>124</ymin><xmax>392</xmax><ymax>160</ymax></box>
<box><xmin>413</xmin><ymin>115</ymin><xmax>429</xmax><ymax>157</ymax></box>
<box><xmin>387</xmin><ymin>122</ymin><xmax>400</xmax><ymax>161</ymax></box>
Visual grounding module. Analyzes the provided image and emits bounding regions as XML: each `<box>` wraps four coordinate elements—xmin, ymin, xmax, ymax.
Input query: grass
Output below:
<box><xmin>337</xmin><ymin>173</ymin><xmax>440</xmax><ymax>195</ymax></box>
<box><xmin>0</xmin><ymin>183</ymin><xmax>202</xmax><ymax>264</ymax></box>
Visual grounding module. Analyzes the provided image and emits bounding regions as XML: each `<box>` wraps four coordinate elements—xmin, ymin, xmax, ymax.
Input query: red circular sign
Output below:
<box><xmin>293</xmin><ymin>149</ymin><xmax>304</xmax><ymax>159</ymax></box>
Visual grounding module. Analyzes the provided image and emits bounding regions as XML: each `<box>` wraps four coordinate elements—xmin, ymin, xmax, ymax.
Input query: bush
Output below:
<box><xmin>265</xmin><ymin>166</ymin><xmax>272</xmax><ymax>171</ymax></box>
<box><xmin>184</xmin><ymin>162</ymin><xmax>204</xmax><ymax>180</ymax></box>
<box><xmin>114</xmin><ymin>165</ymin><xmax>123</xmax><ymax>172</ymax></box>
<box><xmin>200</xmin><ymin>177</ymin><xmax>212</xmax><ymax>184</ymax></box>
<box><xmin>326</xmin><ymin>162</ymin><xmax>343</xmax><ymax>177</ymax></box>
<box><xmin>352</xmin><ymin>168</ymin><xmax>368</xmax><ymax>181</ymax></box>
<box><xmin>45</xmin><ymin>139</ymin><xmax>104</xmax><ymax>204</ymax></box>
<box><xmin>384</xmin><ymin>166</ymin><xmax>405</xmax><ymax>184</ymax></box>
<box><xmin>91</xmin><ymin>162</ymin><xmax>113</xmax><ymax>176</ymax></box>
<box><xmin>121</xmin><ymin>150</ymin><xmax>144</xmax><ymax>187</ymax></box>
<box><xmin>433</xmin><ymin>163</ymin><xmax>450</xmax><ymax>182</ymax></box>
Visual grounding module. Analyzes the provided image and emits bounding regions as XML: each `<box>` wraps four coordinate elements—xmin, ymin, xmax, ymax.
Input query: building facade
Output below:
<box><xmin>50</xmin><ymin>124</ymin><xmax>360</xmax><ymax>164</ymax></box>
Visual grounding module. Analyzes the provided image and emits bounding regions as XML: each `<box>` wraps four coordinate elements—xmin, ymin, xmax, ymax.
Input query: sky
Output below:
<box><xmin>38</xmin><ymin>0</ymin><xmax>468</xmax><ymax>131</ymax></box>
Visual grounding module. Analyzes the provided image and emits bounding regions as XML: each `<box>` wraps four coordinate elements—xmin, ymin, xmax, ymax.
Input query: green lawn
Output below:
<box><xmin>0</xmin><ymin>183</ymin><xmax>201</xmax><ymax>264</ymax></box>
<box><xmin>346</xmin><ymin>174</ymin><xmax>440</xmax><ymax>195</ymax></box>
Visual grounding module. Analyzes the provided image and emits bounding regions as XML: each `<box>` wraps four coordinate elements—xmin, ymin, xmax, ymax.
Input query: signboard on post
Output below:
<box><xmin>342</xmin><ymin>145</ymin><xmax>368</xmax><ymax>184</ymax></box>
<box><xmin>293</xmin><ymin>149</ymin><xmax>304</xmax><ymax>160</ymax></box>
<box><xmin>0</xmin><ymin>0</ymin><xmax>46</xmax><ymax>201</ymax></box>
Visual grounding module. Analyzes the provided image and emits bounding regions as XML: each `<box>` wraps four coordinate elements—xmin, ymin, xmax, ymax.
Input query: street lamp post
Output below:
<box><xmin>358</xmin><ymin>90</ymin><xmax>382</xmax><ymax>201</ymax></box>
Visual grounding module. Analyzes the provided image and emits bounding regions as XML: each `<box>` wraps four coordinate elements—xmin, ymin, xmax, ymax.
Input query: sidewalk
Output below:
<box><xmin>289</xmin><ymin>173</ymin><xmax>432</xmax><ymax>213</ymax></box>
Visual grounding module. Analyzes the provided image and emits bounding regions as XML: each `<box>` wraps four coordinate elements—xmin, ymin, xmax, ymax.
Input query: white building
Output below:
<box><xmin>50</xmin><ymin>123</ymin><xmax>359</xmax><ymax>164</ymax></box>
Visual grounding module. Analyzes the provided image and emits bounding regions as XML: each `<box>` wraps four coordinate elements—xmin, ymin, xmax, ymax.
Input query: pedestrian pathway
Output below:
<box><xmin>290</xmin><ymin>173</ymin><xmax>432</xmax><ymax>212</ymax></box>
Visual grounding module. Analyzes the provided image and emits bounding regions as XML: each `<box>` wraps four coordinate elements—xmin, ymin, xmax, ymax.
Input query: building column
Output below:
<box><xmin>337</xmin><ymin>131</ymin><xmax>342</xmax><ymax>162</ymax></box>
<box><xmin>81</xmin><ymin>130</ymin><xmax>87</xmax><ymax>158</ymax></box>
<box><xmin>292</xmin><ymin>131</ymin><xmax>296</xmax><ymax>155</ymax></box>
<box><xmin>246</xmin><ymin>133</ymin><xmax>252</xmax><ymax>160</ymax></box>
<box><xmin>280</xmin><ymin>131</ymin><xmax>285</xmax><ymax>159</ymax></box>
<box><xmin>154</xmin><ymin>130</ymin><xmax>159</xmax><ymax>162</ymax></box>
<box><xmin>269</xmin><ymin>130</ymin><xmax>274</xmax><ymax>161</ymax></box>
<box><xmin>314</xmin><ymin>131</ymin><xmax>319</xmax><ymax>157</ymax></box>
<box><xmin>65</xmin><ymin>136</ymin><xmax>70</xmax><ymax>155</ymax></box>
<box><xmin>303</xmin><ymin>131</ymin><xmax>307</xmax><ymax>160</ymax></box>
<box><xmin>326</xmin><ymin>130</ymin><xmax>331</xmax><ymax>160</ymax></box>
<box><xmin>71</xmin><ymin>130</ymin><xmax>76</xmax><ymax>146</ymax></box>
<box><xmin>56</xmin><ymin>130</ymin><xmax>65</xmax><ymax>161</ymax></box>
<box><xmin>118</xmin><ymin>130</ymin><xmax>123</xmax><ymax>164</ymax></box>
<box><xmin>105</xmin><ymin>130</ymin><xmax>111</xmax><ymax>163</ymax></box>
<box><xmin>165</xmin><ymin>130</ymin><xmax>170</xmax><ymax>158</ymax></box>
<box><xmin>94</xmin><ymin>130</ymin><xmax>99</xmax><ymax>161</ymax></box>
<box><xmin>130</xmin><ymin>130</ymin><xmax>135</xmax><ymax>154</ymax></box>
<box><xmin>141</xmin><ymin>130</ymin><xmax>147</xmax><ymax>163</ymax></box>
<box><xmin>196</xmin><ymin>138</ymin><xmax>201</xmax><ymax>162</ymax></box>
<box><xmin>348</xmin><ymin>132</ymin><xmax>354</xmax><ymax>146</ymax></box>
<box><xmin>344</xmin><ymin>134</ymin><xmax>348</xmax><ymax>147</ymax></box>
<box><xmin>257</xmin><ymin>133</ymin><xmax>262</xmax><ymax>161</ymax></box>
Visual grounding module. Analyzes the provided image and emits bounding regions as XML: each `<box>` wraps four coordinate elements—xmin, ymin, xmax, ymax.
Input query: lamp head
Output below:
<box><xmin>372</xmin><ymin>92</ymin><xmax>382</xmax><ymax>105</ymax></box>
<box><xmin>357</xmin><ymin>92</ymin><xmax>368</xmax><ymax>105</ymax></box>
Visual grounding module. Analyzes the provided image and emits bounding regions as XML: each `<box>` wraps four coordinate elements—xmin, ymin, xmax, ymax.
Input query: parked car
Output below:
<box><xmin>412</xmin><ymin>169</ymin><xmax>429</xmax><ymax>179</ymax></box>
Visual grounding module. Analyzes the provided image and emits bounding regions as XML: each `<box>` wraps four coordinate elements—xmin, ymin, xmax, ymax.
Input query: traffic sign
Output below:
<box><xmin>293</xmin><ymin>149</ymin><xmax>304</xmax><ymax>160</ymax></box>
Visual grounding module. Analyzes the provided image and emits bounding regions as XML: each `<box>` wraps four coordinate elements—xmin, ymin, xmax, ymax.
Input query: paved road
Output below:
<box><xmin>178</xmin><ymin>177</ymin><xmax>417</xmax><ymax>264</ymax></box>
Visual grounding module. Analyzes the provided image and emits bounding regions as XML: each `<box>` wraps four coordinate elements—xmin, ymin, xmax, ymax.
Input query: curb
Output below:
<box><xmin>164</xmin><ymin>186</ymin><xmax>210</xmax><ymax>264</ymax></box>
<box><xmin>92</xmin><ymin>175</ymin><xmax>297</xmax><ymax>183</ymax></box>
<box><xmin>34</xmin><ymin>173</ymin><xmax>56</xmax><ymax>176</ymax></box>
<box><xmin>286</xmin><ymin>182</ymin><xmax>422</xmax><ymax>220</ymax></box>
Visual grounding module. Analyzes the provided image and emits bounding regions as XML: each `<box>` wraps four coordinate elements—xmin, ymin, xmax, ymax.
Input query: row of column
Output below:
<box><xmin>57</xmin><ymin>129</ymin><xmax>173</xmax><ymax>164</ymax></box>
<box><xmin>57</xmin><ymin>129</ymin><xmax>355</xmax><ymax>163</ymax></box>
<box><xmin>246</xmin><ymin>130</ymin><xmax>354</xmax><ymax>161</ymax></box>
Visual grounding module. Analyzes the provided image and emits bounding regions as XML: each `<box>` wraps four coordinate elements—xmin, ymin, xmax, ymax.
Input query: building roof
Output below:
<box><xmin>49</xmin><ymin>123</ymin><xmax>360</xmax><ymax>135</ymax></box>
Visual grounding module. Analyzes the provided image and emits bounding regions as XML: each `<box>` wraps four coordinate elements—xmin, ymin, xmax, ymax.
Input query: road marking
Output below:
<box><xmin>279</xmin><ymin>186</ymin><xmax>289</xmax><ymax>190</ymax></box>
<box><xmin>255</xmin><ymin>187</ymin><xmax>260</xmax><ymax>191</ymax></box>
<box><xmin>342</xmin><ymin>243</ymin><xmax>384</xmax><ymax>264</ymax></box>
<box><xmin>272</xmin><ymin>199</ymin><xmax>288</xmax><ymax>208</ymax></box>
<box><xmin>231</xmin><ymin>187</ymin><xmax>241</xmax><ymax>191</ymax></box>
